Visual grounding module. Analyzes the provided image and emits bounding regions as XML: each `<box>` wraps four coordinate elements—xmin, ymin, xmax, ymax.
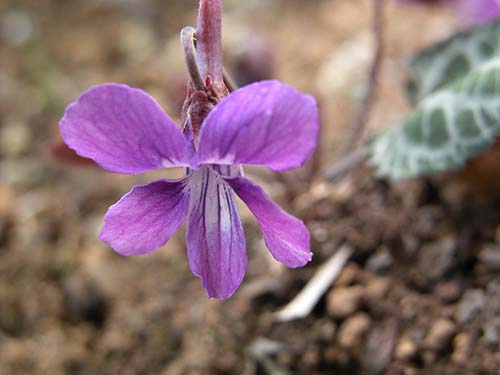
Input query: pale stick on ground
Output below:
<box><xmin>274</xmin><ymin>244</ymin><xmax>354</xmax><ymax>322</ymax></box>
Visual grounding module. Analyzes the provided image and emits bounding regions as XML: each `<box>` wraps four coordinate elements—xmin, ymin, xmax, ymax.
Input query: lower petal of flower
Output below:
<box><xmin>100</xmin><ymin>178</ymin><xmax>190</xmax><ymax>256</ymax></box>
<box><xmin>225</xmin><ymin>176</ymin><xmax>312</xmax><ymax>268</ymax></box>
<box><xmin>186</xmin><ymin>166</ymin><xmax>247</xmax><ymax>299</ymax></box>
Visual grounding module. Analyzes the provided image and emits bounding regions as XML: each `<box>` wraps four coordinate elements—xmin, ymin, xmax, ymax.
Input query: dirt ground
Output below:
<box><xmin>1</xmin><ymin>0</ymin><xmax>499</xmax><ymax>374</ymax></box>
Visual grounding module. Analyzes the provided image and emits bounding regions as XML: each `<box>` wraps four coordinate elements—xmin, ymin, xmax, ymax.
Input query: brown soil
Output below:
<box><xmin>1</xmin><ymin>0</ymin><xmax>499</xmax><ymax>374</ymax></box>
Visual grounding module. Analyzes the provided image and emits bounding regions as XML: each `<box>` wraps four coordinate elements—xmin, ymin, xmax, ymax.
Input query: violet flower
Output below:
<box><xmin>59</xmin><ymin>0</ymin><xmax>319</xmax><ymax>299</ymax></box>
<box><xmin>454</xmin><ymin>0</ymin><xmax>500</xmax><ymax>24</ymax></box>
<box><xmin>399</xmin><ymin>0</ymin><xmax>500</xmax><ymax>24</ymax></box>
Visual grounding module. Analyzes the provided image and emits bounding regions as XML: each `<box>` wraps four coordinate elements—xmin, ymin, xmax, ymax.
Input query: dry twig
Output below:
<box><xmin>274</xmin><ymin>245</ymin><xmax>353</xmax><ymax>322</ymax></box>
<box><xmin>324</xmin><ymin>147</ymin><xmax>367</xmax><ymax>182</ymax></box>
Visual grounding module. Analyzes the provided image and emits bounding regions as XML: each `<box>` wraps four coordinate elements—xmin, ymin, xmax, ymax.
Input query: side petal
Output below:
<box><xmin>226</xmin><ymin>176</ymin><xmax>312</xmax><ymax>268</ymax></box>
<box><xmin>60</xmin><ymin>83</ymin><xmax>191</xmax><ymax>174</ymax></box>
<box><xmin>100</xmin><ymin>179</ymin><xmax>189</xmax><ymax>256</ymax></box>
<box><xmin>197</xmin><ymin>80</ymin><xmax>319</xmax><ymax>172</ymax></box>
<box><xmin>186</xmin><ymin>167</ymin><xmax>247</xmax><ymax>299</ymax></box>
<box><xmin>197</xmin><ymin>0</ymin><xmax>223</xmax><ymax>82</ymax></box>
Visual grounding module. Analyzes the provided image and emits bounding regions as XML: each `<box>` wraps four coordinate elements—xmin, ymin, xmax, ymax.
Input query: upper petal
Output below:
<box><xmin>225</xmin><ymin>176</ymin><xmax>312</xmax><ymax>268</ymax></box>
<box><xmin>197</xmin><ymin>80</ymin><xmax>319</xmax><ymax>172</ymax></box>
<box><xmin>100</xmin><ymin>178</ymin><xmax>189</xmax><ymax>256</ymax></box>
<box><xmin>186</xmin><ymin>167</ymin><xmax>247</xmax><ymax>299</ymax></box>
<box><xmin>59</xmin><ymin>83</ymin><xmax>191</xmax><ymax>174</ymax></box>
<box><xmin>197</xmin><ymin>0</ymin><xmax>223</xmax><ymax>82</ymax></box>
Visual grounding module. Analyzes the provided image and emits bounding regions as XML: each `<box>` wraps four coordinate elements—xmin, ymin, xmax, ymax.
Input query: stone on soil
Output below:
<box><xmin>417</xmin><ymin>237</ymin><xmax>457</xmax><ymax>282</ymax></box>
<box><xmin>395</xmin><ymin>338</ymin><xmax>418</xmax><ymax>362</ymax></box>
<box><xmin>327</xmin><ymin>285</ymin><xmax>364</xmax><ymax>318</ymax></box>
<box><xmin>456</xmin><ymin>289</ymin><xmax>486</xmax><ymax>323</ymax></box>
<box><xmin>424</xmin><ymin>319</ymin><xmax>456</xmax><ymax>352</ymax></box>
<box><xmin>337</xmin><ymin>312</ymin><xmax>372</xmax><ymax>349</ymax></box>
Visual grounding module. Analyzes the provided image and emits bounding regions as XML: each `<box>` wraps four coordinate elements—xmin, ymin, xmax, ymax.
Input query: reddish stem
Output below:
<box><xmin>341</xmin><ymin>0</ymin><xmax>385</xmax><ymax>154</ymax></box>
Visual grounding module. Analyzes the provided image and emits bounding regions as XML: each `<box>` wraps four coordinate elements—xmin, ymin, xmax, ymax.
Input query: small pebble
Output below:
<box><xmin>424</xmin><ymin>319</ymin><xmax>456</xmax><ymax>352</ymax></box>
<box><xmin>334</xmin><ymin>262</ymin><xmax>359</xmax><ymax>286</ymax></box>
<box><xmin>302</xmin><ymin>346</ymin><xmax>320</xmax><ymax>367</ymax></box>
<box><xmin>337</xmin><ymin>312</ymin><xmax>372</xmax><ymax>349</ymax></box>
<box><xmin>0</xmin><ymin>121</ymin><xmax>32</xmax><ymax>157</ymax></box>
<box><xmin>315</xmin><ymin>320</ymin><xmax>337</xmax><ymax>341</ymax></box>
<box><xmin>364</xmin><ymin>277</ymin><xmax>390</xmax><ymax>301</ymax></box>
<box><xmin>451</xmin><ymin>332</ymin><xmax>472</xmax><ymax>364</ymax></box>
<box><xmin>395</xmin><ymin>338</ymin><xmax>418</xmax><ymax>362</ymax></box>
<box><xmin>310</xmin><ymin>222</ymin><xmax>329</xmax><ymax>243</ymax></box>
<box><xmin>366</xmin><ymin>247</ymin><xmax>393</xmax><ymax>274</ymax></box>
<box><xmin>433</xmin><ymin>279</ymin><xmax>464</xmax><ymax>304</ymax></box>
<box><xmin>327</xmin><ymin>285</ymin><xmax>364</xmax><ymax>318</ymax></box>
<box><xmin>483</xmin><ymin>319</ymin><xmax>500</xmax><ymax>347</ymax></box>
<box><xmin>418</xmin><ymin>237</ymin><xmax>457</xmax><ymax>282</ymax></box>
<box><xmin>478</xmin><ymin>245</ymin><xmax>500</xmax><ymax>271</ymax></box>
<box><xmin>362</xmin><ymin>319</ymin><xmax>399</xmax><ymax>373</ymax></box>
<box><xmin>0</xmin><ymin>185</ymin><xmax>15</xmax><ymax>216</ymax></box>
<box><xmin>456</xmin><ymin>289</ymin><xmax>486</xmax><ymax>323</ymax></box>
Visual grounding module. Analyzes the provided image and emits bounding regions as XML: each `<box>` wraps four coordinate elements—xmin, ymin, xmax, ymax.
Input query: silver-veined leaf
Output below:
<box><xmin>370</xmin><ymin>57</ymin><xmax>500</xmax><ymax>180</ymax></box>
<box><xmin>408</xmin><ymin>19</ymin><xmax>500</xmax><ymax>103</ymax></box>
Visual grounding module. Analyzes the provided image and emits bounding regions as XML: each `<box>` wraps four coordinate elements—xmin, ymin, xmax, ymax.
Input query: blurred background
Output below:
<box><xmin>1</xmin><ymin>0</ymin><xmax>499</xmax><ymax>374</ymax></box>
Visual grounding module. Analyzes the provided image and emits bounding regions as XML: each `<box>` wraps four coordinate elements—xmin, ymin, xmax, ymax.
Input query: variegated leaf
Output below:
<box><xmin>408</xmin><ymin>19</ymin><xmax>500</xmax><ymax>103</ymax></box>
<box><xmin>370</xmin><ymin>57</ymin><xmax>500</xmax><ymax>180</ymax></box>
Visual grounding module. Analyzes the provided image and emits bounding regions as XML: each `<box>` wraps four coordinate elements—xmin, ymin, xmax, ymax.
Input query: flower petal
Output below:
<box><xmin>226</xmin><ymin>176</ymin><xmax>312</xmax><ymax>268</ymax></box>
<box><xmin>186</xmin><ymin>167</ymin><xmax>247</xmax><ymax>299</ymax></box>
<box><xmin>60</xmin><ymin>83</ymin><xmax>191</xmax><ymax>174</ymax></box>
<box><xmin>197</xmin><ymin>0</ymin><xmax>223</xmax><ymax>82</ymax></box>
<box><xmin>197</xmin><ymin>80</ymin><xmax>319</xmax><ymax>172</ymax></box>
<box><xmin>100</xmin><ymin>178</ymin><xmax>189</xmax><ymax>256</ymax></box>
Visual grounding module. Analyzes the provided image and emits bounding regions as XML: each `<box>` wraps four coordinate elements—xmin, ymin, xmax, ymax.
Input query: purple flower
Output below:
<box><xmin>399</xmin><ymin>0</ymin><xmax>500</xmax><ymax>24</ymax></box>
<box><xmin>454</xmin><ymin>0</ymin><xmax>500</xmax><ymax>24</ymax></box>
<box><xmin>59</xmin><ymin>0</ymin><xmax>319</xmax><ymax>299</ymax></box>
<box><xmin>398</xmin><ymin>0</ymin><xmax>444</xmax><ymax>4</ymax></box>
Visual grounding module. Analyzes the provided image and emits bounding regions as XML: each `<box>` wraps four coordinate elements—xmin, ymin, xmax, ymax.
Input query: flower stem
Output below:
<box><xmin>180</xmin><ymin>26</ymin><xmax>205</xmax><ymax>91</ymax></box>
<box><xmin>341</xmin><ymin>0</ymin><xmax>385</xmax><ymax>154</ymax></box>
<box><xmin>223</xmin><ymin>68</ymin><xmax>238</xmax><ymax>92</ymax></box>
<box><xmin>323</xmin><ymin>147</ymin><xmax>367</xmax><ymax>182</ymax></box>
